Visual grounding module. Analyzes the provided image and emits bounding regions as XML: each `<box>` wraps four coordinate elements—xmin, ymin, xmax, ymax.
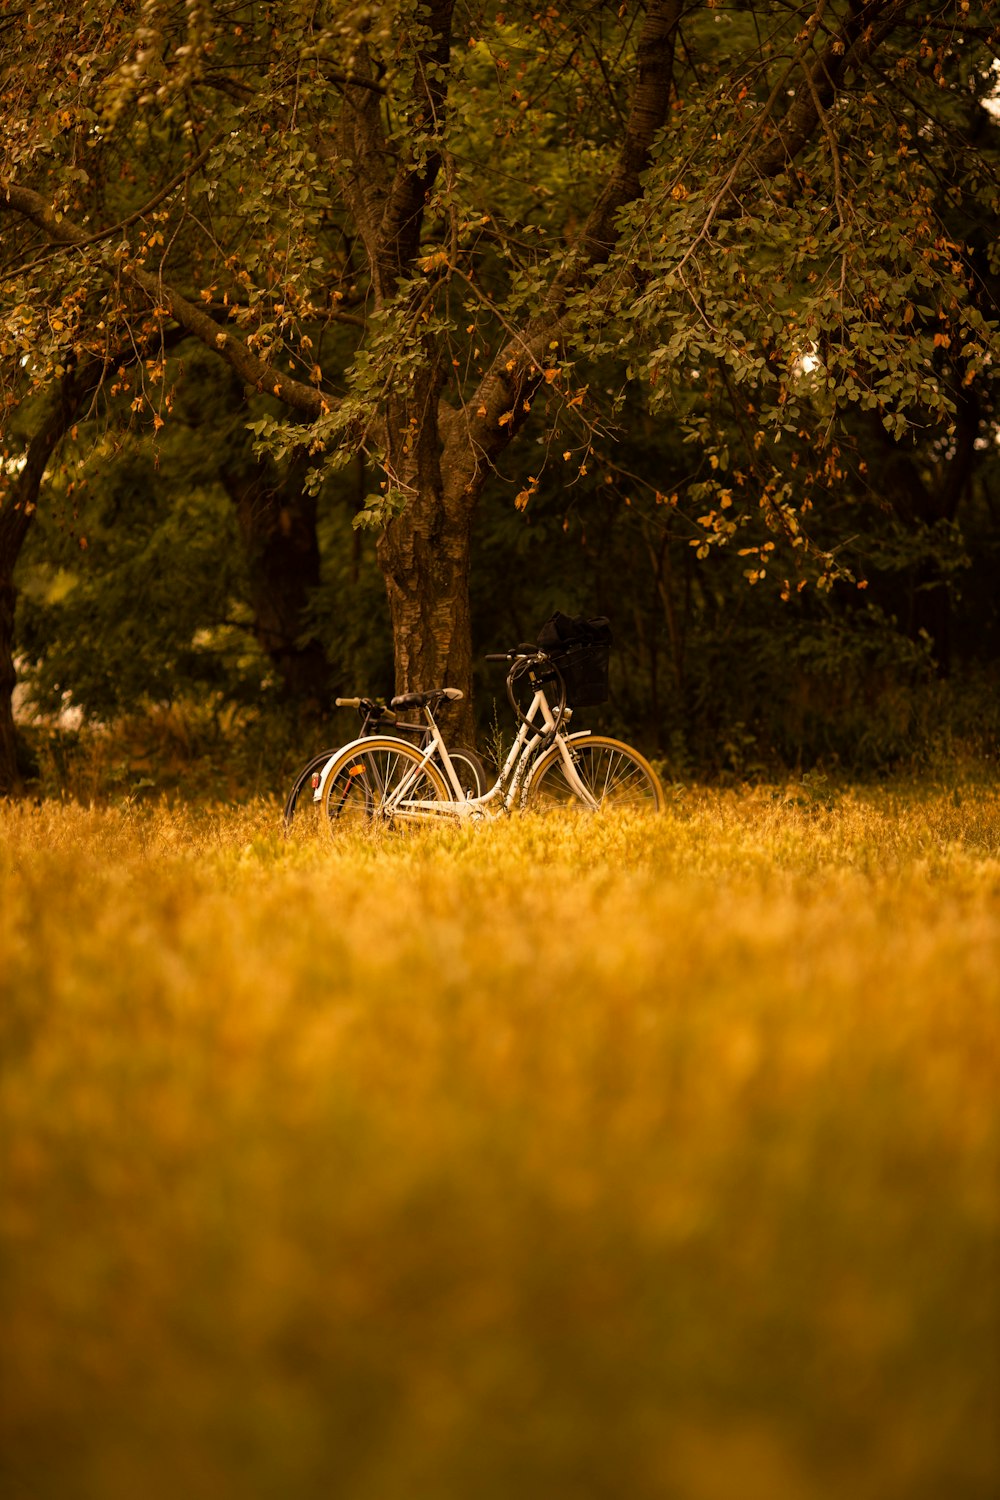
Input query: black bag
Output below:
<box><xmin>536</xmin><ymin>612</ymin><xmax>612</xmax><ymax>707</ymax></box>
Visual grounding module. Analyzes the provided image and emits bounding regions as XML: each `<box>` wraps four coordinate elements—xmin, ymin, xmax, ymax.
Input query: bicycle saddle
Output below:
<box><xmin>389</xmin><ymin>687</ymin><xmax>464</xmax><ymax>710</ymax></box>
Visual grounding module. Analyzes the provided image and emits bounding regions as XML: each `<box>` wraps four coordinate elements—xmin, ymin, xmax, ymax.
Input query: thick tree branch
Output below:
<box><xmin>334</xmin><ymin>1</ymin><xmax>456</xmax><ymax>302</ymax></box>
<box><xmin>1</xmin><ymin>131</ymin><xmax>226</xmax><ymax>284</ymax></box>
<box><xmin>0</xmin><ymin>373</ymin><xmax>79</xmax><ymax>543</ymax></box>
<box><xmin>0</xmin><ymin>184</ymin><xmax>328</xmax><ymax>418</ymax></box>
<box><xmin>335</xmin><ymin>47</ymin><xmax>394</xmax><ymax>271</ymax></box>
<box><xmin>563</xmin><ymin>0</ymin><xmax>682</xmax><ymax>279</ymax></box>
<box><xmin>312</xmin><ymin>56</ymin><xmax>388</xmax><ymax>96</ymax></box>
<box><xmin>668</xmin><ymin>0</ymin><xmax>836</xmax><ymax>273</ymax></box>
<box><xmin>749</xmin><ymin>0</ymin><xmax>911</xmax><ymax>181</ymax></box>
<box><xmin>375</xmin><ymin>0</ymin><xmax>456</xmax><ymax>291</ymax></box>
<box><xmin>458</xmin><ymin>0</ymin><xmax>681</xmax><ymax>480</ymax></box>
<box><xmin>668</xmin><ymin>0</ymin><xmax>909</xmax><ymax>283</ymax></box>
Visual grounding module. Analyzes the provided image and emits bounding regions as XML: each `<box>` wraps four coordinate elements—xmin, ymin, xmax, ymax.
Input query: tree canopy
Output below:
<box><xmin>2</xmin><ymin>0</ymin><xmax>999</xmax><ymax>789</ymax></box>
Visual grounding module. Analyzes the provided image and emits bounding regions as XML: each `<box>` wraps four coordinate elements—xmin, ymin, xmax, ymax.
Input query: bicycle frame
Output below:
<box><xmin>313</xmin><ymin>681</ymin><xmax>597</xmax><ymax>821</ymax></box>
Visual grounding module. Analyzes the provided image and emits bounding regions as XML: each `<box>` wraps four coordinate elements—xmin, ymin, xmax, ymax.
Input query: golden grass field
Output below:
<box><xmin>1</xmin><ymin>786</ymin><xmax>998</xmax><ymax>1500</ymax></box>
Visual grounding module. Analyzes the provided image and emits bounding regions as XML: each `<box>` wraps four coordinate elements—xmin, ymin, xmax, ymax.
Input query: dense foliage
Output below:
<box><xmin>2</xmin><ymin>0</ymin><xmax>999</xmax><ymax>785</ymax></box>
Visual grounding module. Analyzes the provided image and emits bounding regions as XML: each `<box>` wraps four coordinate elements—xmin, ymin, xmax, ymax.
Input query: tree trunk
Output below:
<box><xmin>376</xmin><ymin>393</ymin><xmax>478</xmax><ymax>743</ymax></box>
<box><xmin>221</xmin><ymin>453</ymin><xmax>331</xmax><ymax>707</ymax></box>
<box><xmin>377</xmin><ymin>492</ymin><xmax>476</xmax><ymax>737</ymax></box>
<box><xmin>0</xmin><ymin>373</ymin><xmax>82</xmax><ymax>795</ymax></box>
<box><xmin>0</xmin><ymin>530</ymin><xmax>30</xmax><ymax>795</ymax></box>
<box><xmin>882</xmin><ymin>387</ymin><xmax>980</xmax><ymax>676</ymax></box>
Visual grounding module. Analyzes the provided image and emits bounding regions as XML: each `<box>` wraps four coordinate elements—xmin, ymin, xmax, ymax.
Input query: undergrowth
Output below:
<box><xmin>1</xmin><ymin>791</ymin><xmax>998</xmax><ymax>1500</ymax></box>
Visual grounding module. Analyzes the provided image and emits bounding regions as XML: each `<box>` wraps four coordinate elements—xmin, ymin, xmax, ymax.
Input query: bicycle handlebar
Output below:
<box><xmin>485</xmin><ymin>648</ymin><xmax>567</xmax><ymax>736</ymax></box>
<box><xmin>335</xmin><ymin>697</ymin><xmax>362</xmax><ymax>708</ymax></box>
<box><xmin>484</xmin><ymin>647</ymin><xmax>546</xmax><ymax>663</ymax></box>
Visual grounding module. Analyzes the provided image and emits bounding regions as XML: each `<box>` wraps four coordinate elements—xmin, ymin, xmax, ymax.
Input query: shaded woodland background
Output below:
<box><xmin>2</xmin><ymin>0</ymin><xmax>999</xmax><ymax>792</ymax></box>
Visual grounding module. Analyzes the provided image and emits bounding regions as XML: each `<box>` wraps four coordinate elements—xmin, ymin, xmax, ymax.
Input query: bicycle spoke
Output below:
<box><xmin>322</xmin><ymin>740</ymin><xmax>447</xmax><ymax>831</ymax></box>
<box><xmin>526</xmin><ymin>737</ymin><xmax>663</xmax><ymax>813</ymax></box>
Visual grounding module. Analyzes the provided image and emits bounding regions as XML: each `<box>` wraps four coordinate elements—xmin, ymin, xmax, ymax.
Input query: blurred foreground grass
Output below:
<box><xmin>1</xmin><ymin>787</ymin><xmax>998</xmax><ymax>1500</ymax></box>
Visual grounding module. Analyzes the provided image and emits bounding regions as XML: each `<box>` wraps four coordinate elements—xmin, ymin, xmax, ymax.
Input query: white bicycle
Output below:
<box><xmin>281</xmin><ymin>695</ymin><xmax>485</xmax><ymax>837</ymax></box>
<box><xmin>311</xmin><ymin>645</ymin><xmax>664</xmax><ymax>829</ymax></box>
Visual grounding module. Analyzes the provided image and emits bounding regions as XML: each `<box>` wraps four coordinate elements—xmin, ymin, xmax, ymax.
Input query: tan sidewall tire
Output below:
<box><xmin>321</xmin><ymin>737</ymin><xmax>449</xmax><ymax>825</ymax></box>
<box><xmin>524</xmin><ymin>735</ymin><xmax>665</xmax><ymax>812</ymax></box>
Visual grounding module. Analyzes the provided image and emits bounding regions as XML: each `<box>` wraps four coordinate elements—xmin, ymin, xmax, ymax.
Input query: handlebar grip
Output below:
<box><xmin>335</xmin><ymin>697</ymin><xmax>362</xmax><ymax>708</ymax></box>
<box><xmin>484</xmin><ymin>654</ymin><xmax>510</xmax><ymax>662</ymax></box>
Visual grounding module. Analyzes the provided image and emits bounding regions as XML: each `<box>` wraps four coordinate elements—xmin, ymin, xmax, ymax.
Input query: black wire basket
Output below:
<box><xmin>536</xmin><ymin>613</ymin><xmax>612</xmax><ymax>707</ymax></box>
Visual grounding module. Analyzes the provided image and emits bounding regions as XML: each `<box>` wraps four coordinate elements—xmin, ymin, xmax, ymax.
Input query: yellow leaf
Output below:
<box><xmin>417</xmin><ymin>250</ymin><xmax>450</xmax><ymax>273</ymax></box>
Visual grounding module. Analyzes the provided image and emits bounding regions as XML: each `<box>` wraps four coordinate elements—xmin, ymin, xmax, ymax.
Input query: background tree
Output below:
<box><xmin>2</xmin><ymin>0</ymin><xmax>998</xmax><ymax>789</ymax></box>
<box><xmin>0</xmin><ymin>370</ymin><xmax>80</xmax><ymax>791</ymax></box>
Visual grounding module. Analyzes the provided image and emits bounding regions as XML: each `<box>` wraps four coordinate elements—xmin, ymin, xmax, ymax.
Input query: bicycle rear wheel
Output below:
<box><xmin>524</xmin><ymin>736</ymin><xmax>664</xmax><ymax>813</ymax></box>
<box><xmin>446</xmin><ymin>744</ymin><xmax>487</xmax><ymax>799</ymax></box>
<box><xmin>321</xmin><ymin>738</ymin><xmax>449</xmax><ymax>831</ymax></box>
<box><xmin>282</xmin><ymin>750</ymin><xmax>339</xmax><ymax>837</ymax></box>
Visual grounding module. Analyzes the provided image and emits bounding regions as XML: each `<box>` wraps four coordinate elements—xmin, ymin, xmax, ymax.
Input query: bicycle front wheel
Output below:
<box><xmin>524</xmin><ymin>736</ymin><xmax>664</xmax><ymax>813</ymax></box>
<box><xmin>321</xmin><ymin>738</ymin><xmax>449</xmax><ymax>831</ymax></box>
